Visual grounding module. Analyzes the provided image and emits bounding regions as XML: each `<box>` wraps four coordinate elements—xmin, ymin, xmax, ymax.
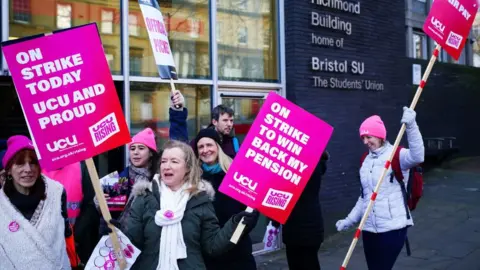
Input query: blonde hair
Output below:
<box><xmin>162</xmin><ymin>140</ymin><xmax>203</xmax><ymax>195</ymax></box>
<box><xmin>216</xmin><ymin>143</ymin><xmax>232</xmax><ymax>173</ymax></box>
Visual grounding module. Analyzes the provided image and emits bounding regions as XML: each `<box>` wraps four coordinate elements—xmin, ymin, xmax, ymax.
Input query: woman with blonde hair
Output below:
<box><xmin>106</xmin><ymin>140</ymin><xmax>258</xmax><ymax>269</ymax></box>
<box><xmin>194</xmin><ymin>129</ymin><xmax>258</xmax><ymax>270</ymax></box>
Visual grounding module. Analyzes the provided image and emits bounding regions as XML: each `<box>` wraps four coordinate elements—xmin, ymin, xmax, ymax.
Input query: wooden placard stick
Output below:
<box><xmin>230</xmin><ymin>207</ymin><xmax>254</xmax><ymax>244</ymax></box>
<box><xmin>170</xmin><ymin>78</ymin><xmax>182</xmax><ymax>110</ymax></box>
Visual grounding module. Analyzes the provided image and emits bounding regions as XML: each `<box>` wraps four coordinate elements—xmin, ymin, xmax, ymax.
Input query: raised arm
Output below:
<box><xmin>169</xmin><ymin>90</ymin><xmax>189</xmax><ymax>142</ymax></box>
<box><xmin>399</xmin><ymin>107</ymin><xmax>425</xmax><ymax>170</ymax></box>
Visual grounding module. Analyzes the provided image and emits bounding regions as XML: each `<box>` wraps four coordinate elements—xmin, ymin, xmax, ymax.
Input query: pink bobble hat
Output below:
<box><xmin>129</xmin><ymin>128</ymin><xmax>157</xmax><ymax>152</ymax></box>
<box><xmin>359</xmin><ymin>115</ymin><xmax>387</xmax><ymax>140</ymax></box>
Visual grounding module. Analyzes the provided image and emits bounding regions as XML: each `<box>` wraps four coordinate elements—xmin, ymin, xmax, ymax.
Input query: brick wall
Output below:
<box><xmin>408</xmin><ymin>59</ymin><xmax>480</xmax><ymax>156</ymax></box>
<box><xmin>284</xmin><ymin>0</ymin><xmax>410</xmax><ymax>215</ymax></box>
<box><xmin>284</xmin><ymin>0</ymin><xmax>480</xmax><ymax>234</ymax></box>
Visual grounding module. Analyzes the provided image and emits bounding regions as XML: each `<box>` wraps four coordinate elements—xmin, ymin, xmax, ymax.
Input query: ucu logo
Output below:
<box><xmin>46</xmin><ymin>135</ymin><xmax>78</xmax><ymax>152</ymax></box>
<box><xmin>233</xmin><ymin>172</ymin><xmax>258</xmax><ymax>192</ymax></box>
<box><xmin>270</xmin><ymin>192</ymin><xmax>290</xmax><ymax>199</ymax></box>
<box><xmin>431</xmin><ymin>17</ymin><xmax>445</xmax><ymax>33</ymax></box>
<box><xmin>262</xmin><ymin>188</ymin><xmax>293</xmax><ymax>210</ymax></box>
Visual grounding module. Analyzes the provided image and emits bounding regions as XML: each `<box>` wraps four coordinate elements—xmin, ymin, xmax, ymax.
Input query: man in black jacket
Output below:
<box><xmin>272</xmin><ymin>150</ymin><xmax>330</xmax><ymax>270</ymax></box>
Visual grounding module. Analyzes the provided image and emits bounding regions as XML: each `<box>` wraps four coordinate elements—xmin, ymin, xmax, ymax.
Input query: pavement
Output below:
<box><xmin>255</xmin><ymin>158</ymin><xmax>480</xmax><ymax>270</ymax></box>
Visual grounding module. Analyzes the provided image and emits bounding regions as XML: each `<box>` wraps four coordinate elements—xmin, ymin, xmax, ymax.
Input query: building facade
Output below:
<box><xmin>1</xmin><ymin>0</ymin><xmax>480</xmax><ymax>253</ymax></box>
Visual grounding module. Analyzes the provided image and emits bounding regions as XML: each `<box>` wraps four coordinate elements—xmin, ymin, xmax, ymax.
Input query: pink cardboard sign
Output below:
<box><xmin>218</xmin><ymin>92</ymin><xmax>334</xmax><ymax>224</ymax></box>
<box><xmin>423</xmin><ymin>0</ymin><xmax>478</xmax><ymax>60</ymax></box>
<box><xmin>1</xmin><ymin>23</ymin><xmax>131</xmax><ymax>171</ymax></box>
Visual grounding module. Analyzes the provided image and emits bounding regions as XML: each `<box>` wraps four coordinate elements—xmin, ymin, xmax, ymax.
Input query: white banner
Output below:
<box><xmin>85</xmin><ymin>229</ymin><xmax>141</xmax><ymax>270</ymax></box>
<box><xmin>138</xmin><ymin>0</ymin><xmax>177</xmax><ymax>79</ymax></box>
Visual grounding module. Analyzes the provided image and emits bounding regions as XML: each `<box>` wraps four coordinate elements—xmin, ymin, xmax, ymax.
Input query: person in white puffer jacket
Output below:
<box><xmin>336</xmin><ymin>107</ymin><xmax>424</xmax><ymax>270</ymax></box>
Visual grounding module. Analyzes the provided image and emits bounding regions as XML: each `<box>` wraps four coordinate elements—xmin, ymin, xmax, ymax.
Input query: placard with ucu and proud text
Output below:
<box><xmin>1</xmin><ymin>23</ymin><xmax>130</xmax><ymax>171</ymax></box>
<box><xmin>219</xmin><ymin>92</ymin><xmax>334</xmax><ymax>224</ymax></box>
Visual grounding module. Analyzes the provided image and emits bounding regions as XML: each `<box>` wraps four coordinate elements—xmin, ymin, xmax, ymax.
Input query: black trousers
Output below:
<box><xmin>285</xmin><ymin>244</ymin><xmax>321</xmax><ymax>270</ymax></box>
<box><xmin>363</xmin><ymin>227</ymin><xmax>408</xmax><ymax>270</ymax></box>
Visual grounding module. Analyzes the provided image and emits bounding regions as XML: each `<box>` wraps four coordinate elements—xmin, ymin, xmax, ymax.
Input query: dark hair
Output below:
<box><xmin>211</xmin><ymin>104</ymin><xmax>234</xmax><ymax>121</ymax></box>
<box><xmin>148</xmin><ymin>149</ymin><xmax>160</xmax><ymax>180</ymax></box>
<box><xmin>3</xmin><ymin>149</ymin><xmax>45</xmax><ymax>200</ymax></box>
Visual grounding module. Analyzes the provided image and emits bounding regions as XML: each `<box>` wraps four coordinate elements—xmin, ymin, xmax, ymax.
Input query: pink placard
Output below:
<box><xmin>1</xmin><ymin>23</ymin><xmax>131</xmax><ymax>171</ymax></box>
<box><xmin>423</xmin><ymin>0</ymin><xmax>478</xmax><ymax>60</ymax></box>
<box><xmin>218</xmin><ymin>92</ymin><xmax>334</xmax><ymax>224</ymax></box>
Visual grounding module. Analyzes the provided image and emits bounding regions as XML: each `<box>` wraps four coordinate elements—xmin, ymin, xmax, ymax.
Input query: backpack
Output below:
<box><xmin>360</xmin><ymin>146</ymin><xmax>424</xmax><ymax>256</ymax></box>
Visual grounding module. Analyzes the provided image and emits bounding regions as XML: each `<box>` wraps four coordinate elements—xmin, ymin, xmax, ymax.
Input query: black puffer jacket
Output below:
<box><xmin>202</xmin><ymin>169</ymin><xmax>257</xmax><ymax>270</ymax></box>
<box><xmin>74</xmin><ymin>161</ymin><xmax>100</xmax><ymax>263</ymax></box>
<box><xmin>280</xmin><ymin>151</ymin><xmax>329</xmax><ymax>246</ymax></box>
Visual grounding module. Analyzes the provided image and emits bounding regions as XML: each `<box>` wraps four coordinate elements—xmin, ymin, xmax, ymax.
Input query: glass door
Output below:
<box><xmin>218</xmin><ymin>89</ymin><xmax>282</xmax><ymax>254</ymax></box>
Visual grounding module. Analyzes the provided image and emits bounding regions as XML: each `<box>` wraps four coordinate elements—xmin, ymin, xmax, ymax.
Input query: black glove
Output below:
<box><xmin>99</xmin><ymin>218</ymin><xmax>121</xmax><ymax>236</ymax></box>
<box><xmin>271</xmin><ymin>220</ymin><xmax>281</xmax><ymax>228</ymax></box>
<box><xmin>234</xmin><ymin>210</ymin><xmax>259</xmax><ymax>228</ymax></box>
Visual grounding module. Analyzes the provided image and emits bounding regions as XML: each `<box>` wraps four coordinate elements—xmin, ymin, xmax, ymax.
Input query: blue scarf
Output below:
<box><xmin>201</xmin><ymin>163</ymin><xmax>222</xmax><ymax>174</ymax></box>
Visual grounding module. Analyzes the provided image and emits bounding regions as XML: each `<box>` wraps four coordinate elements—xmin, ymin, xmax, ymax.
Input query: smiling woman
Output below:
<box><xmin>0</xmin><ymin>135</ymin><xmax>72</xmax><ymax>269</ymax></box>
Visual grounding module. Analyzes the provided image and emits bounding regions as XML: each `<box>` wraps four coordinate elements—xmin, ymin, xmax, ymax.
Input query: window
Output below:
<box><xmin>101</xmin><ymin>10</ymin><xmax>114</xmax><ymax>34</ymax></box>
<box><xmin>129</xmin><ymin>1</ymin><xmax>210</xmax><ymax>78</ymax></box>
<box><xmin>216</xmin><ymin>20</ymin><xmax>222</xmax><ymax>42</ymax></box>
<box><xmin>12</xmin><ymin>0</ymin><xmax>31</xmax><ymax>23</ymax></box>
<box><xmin>129</xmin><ymin>13</ymin><xmax>139</xmax><ymax>36</ymax></box>
<box><xmin>438</xmin><ymin>48</ymin><xmax>449</xmax><ymax>63</ymax></box>
<box><xmin>130</xmin><ymin>83</ymin><xmax>211</xmax><ymax>147</ymax></box>
<box><xmin>130</xmin><ymin>56</ymin><xmax>142</xmax><ymax>76</ymax></box>
<box><xmin>217</xmin><ymin>0</ymin><xmax>278</xmax><ymax>82</ymax></box>
<box><xmin>56</xmin><ymin>4</ymin><xmax>72</xmax><ymax>29</ymax></box>
<box><xmin>263</xmin><ymin>20</ymin><xmax>271</xmax><ymax>48</ymax></box>
<box><xmin>263</xmin><ymin>30</ymin><xmax>271</xmax><ymax>47</ymax></box>
<box><xmin>238</xmin><ymin>27</ymin><xmax>248</xmax><ymax>45</ymax></box>
<box><xmin>412</xmin><ymin>32</ymin><xmax>427</xmax><ymax>60</ymax></box>
<box><xmin>261</xmin><ymin>0</ymin><xmax>271</xmax><ymax>13</ymax></box>
<box><xmin>473</xmin><ymin>12</ymin><xmax>480</xmax><ymax>67</ymax></box>
<box><xmin>188</xmin><ymin>18</ymin><xmax>201</xmax><ymax>38</ymax></box>
<box><xmin>453</xmin><ymin>48</ymin><xmax>467</xmax><ymax>65</ymax></box>
<box><xmin>235</xmin><ymin>0</ymin><xmax>248</xmax><ymax>11</ymax></box>
<box><xmin>473</xmin><ymin>26</ymin><xmax>480</xmax><ymax>37</ymax></box>
<box><xmin>412</xmin><ymin>0</ymin><xmax>427</xmax><ymax>14</ymax></box>
<box><xmin>105</xmin><ymin>54</ymin><xmax>114</xmax><ymax>68</ymax></box>
<box><xmin>9</xmin><ymin>0</ymin><xmax>121</xmax><ymax>75</ymax></box>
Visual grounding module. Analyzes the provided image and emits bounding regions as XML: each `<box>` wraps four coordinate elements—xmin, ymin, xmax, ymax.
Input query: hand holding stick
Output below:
<box><xmin>170</xmin><ymin>79</ymin><xmax>182</xmax><ymax>110</ymax></box>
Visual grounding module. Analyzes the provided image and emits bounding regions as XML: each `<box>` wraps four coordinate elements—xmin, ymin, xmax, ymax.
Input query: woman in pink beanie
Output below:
<box><xmin>335</xmin><ymin>107</ymin><xmax>425</xmax><ymax>270</ymax></box>
<box><xmin>0</xmin><ymin>135</ymin><xmax>72</xmax><ymax>269</ymax></box>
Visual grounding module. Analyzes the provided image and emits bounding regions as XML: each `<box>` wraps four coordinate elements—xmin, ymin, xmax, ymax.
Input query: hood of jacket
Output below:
<box><xmin>131</xmin><ymin>175</ymin><xmax>216</xmax><ymax>201</ymax></box>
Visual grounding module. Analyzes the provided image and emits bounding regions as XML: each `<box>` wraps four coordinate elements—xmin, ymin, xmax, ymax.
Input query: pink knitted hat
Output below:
<box><xmin>2</xmin><ymin>135</ymin><xmax>35</xmax><ymax>168</ymax></box>
<box><xmin>359</xmin><ymin>115</ymin><xmax>387</xmax><ymax>140</ymax></box>
<box><xmin>129</xmin><ymin>128</ymin><xmax>157</xmax><ymax>151</ymax></box>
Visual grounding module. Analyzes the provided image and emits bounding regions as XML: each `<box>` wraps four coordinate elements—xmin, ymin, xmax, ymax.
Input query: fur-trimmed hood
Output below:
<box><xmin>131</xmin><ymin>174</ymin><xmax>216</xmax><ymax>201</ymax></box>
